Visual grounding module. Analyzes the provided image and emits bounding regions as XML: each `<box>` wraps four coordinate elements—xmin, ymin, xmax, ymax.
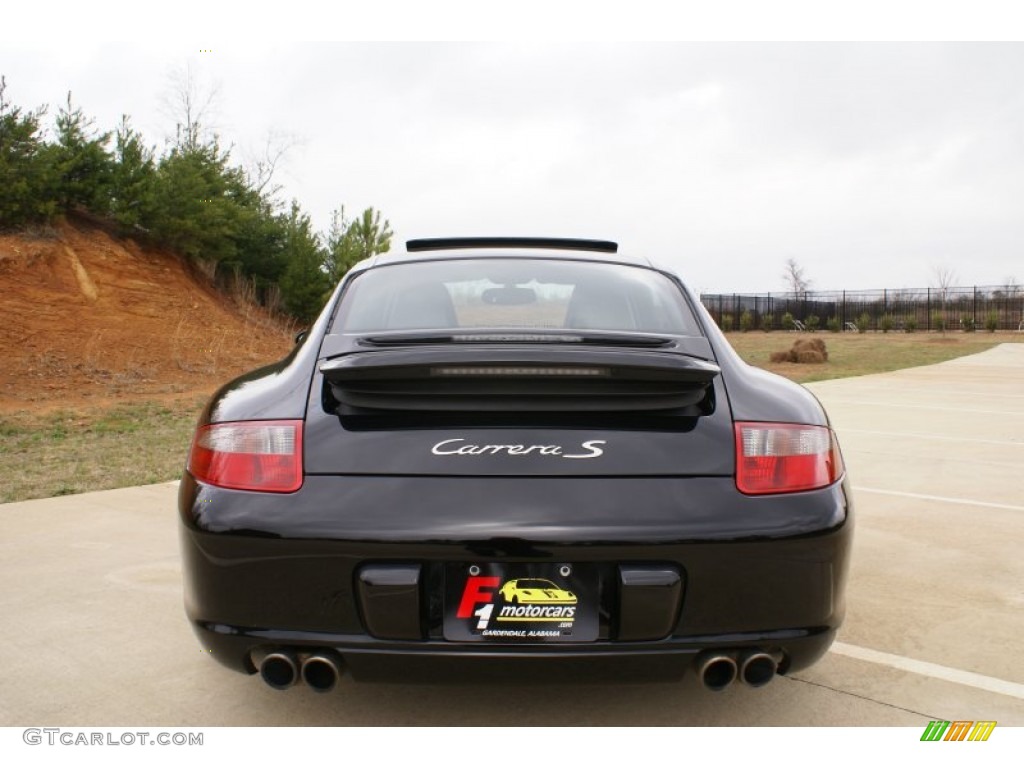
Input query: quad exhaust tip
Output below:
<box><xmin>696</xmin><ymin>653</ymin><xmax>738</xmax><ymax>692</ymax></box>
<box><xmin>259</xmin><ymin>651</ymin><xmax>299</xmax><ymax>690</ymax></box>
<box><xmin>739</xmin><ymin>651</ymin><xmax>778</xmax><ymax>688</ymax></box>
<box><xmin>259</xmin><ymin>649</ymin><xmax>345</xmax><ymax>692</ymax></box>
<box><xmin>696</xmin><ymin>650</ymin><xmax>779</xmax><ymax>690</ymax></box>
<box><xmin>301</xmin><ymin>652</ymin><xmax>344</xmax><ymax>694</ymax></box>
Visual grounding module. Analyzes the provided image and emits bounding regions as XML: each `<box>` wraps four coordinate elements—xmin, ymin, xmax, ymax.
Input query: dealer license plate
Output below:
<box><xmin>444</xmin><ymin>563</ymin><xmax>599</xmax><ymax>642</ymax></box>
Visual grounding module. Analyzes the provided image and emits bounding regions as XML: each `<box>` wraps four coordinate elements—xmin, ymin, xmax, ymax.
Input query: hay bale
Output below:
<box><xmin>770</xmin><ymin>338</ymin><xmax>829</xmax><ymax>365</ymax></box>
<box><xmin>795</xmin><ymin>349</ymin><xmax>826</xmax><ymax>364</ymax></box>
<box><xmin>791</xmin><ymin>338</ymin><xmax>828</xmax><ymax>361</ymax></box>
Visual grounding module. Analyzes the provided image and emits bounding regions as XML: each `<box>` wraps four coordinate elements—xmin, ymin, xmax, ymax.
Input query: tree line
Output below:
<box><xmin>0</xmin><ymin>76</ymin><xmax>391</xmax><ymax>321</ymax></box>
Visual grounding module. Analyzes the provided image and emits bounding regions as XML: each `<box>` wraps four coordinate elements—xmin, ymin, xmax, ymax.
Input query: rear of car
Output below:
<box><xmin>179</xmin><ymin>238</ymin><xmax>852</xmax><ymax>692</ymax></box>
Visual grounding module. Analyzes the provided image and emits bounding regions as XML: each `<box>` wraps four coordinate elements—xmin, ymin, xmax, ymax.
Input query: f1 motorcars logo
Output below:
<box><xmin>455</xmin><ymin>575</ymin><xmax>578</xmax><ymax>637</ymax></box>
<box><xmin>920</xmin><ymin>720</ymin><xmax>996</xmax><ymax>741</ymax></box>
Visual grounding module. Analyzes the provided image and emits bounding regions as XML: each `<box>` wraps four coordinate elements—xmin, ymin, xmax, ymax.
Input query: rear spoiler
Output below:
<box><xmin>320</xmin><ymin>347</ymin><xmax>719</xmax><ymax>413</ymax></box>
<box><xmin>406</xmin><ymin>237</ymin><xmax>618</xmax><ymax>253</ymax></box>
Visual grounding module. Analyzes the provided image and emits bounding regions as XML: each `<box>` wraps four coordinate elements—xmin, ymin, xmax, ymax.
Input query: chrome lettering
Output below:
<box><xmin>432</xmin><ymin>439</ymin><xmax>606</xmax><ymax>459</ymax></box>
<box><xmin>563</xmin><ymin>440</ymin><xmax>606</xmax><ymax>459</ymax></box>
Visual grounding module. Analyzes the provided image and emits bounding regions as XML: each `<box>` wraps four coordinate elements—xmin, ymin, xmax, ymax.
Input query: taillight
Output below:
<box><xmin>188</xmin><ymin>420</ymin><xmax>303</xmax><ymax>493</ymax></box>
<box><xmin>735</xmin><ymin>422</ymin><xmax>844</xmax><ymax>495</ymax></box>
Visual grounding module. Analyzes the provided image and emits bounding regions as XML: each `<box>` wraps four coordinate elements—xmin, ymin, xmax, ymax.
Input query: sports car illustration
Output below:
<box><xmin>499</xmin><ymin>579</ymin><xmax>577</xmax><ymax>605</ymax></box>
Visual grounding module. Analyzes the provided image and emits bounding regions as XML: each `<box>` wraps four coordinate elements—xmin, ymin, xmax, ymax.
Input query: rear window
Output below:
<box><xmin>333</xmin><ymin>259</ymin><xmax>699</xmax><ymax>335</ymax></box>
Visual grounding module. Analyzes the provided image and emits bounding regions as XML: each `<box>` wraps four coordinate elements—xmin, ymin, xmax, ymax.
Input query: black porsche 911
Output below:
<box><xmin>179</xmin><ymin>237</ymin><xmax>851</xmax><ymax>693</ymax></box>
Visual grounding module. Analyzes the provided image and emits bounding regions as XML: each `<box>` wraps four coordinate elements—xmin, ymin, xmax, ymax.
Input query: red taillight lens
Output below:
<box><xmin>188</xmin><ymin>420</ymin><xmax>303</xmax><ymax>493</ymax></box>
<box><xmin>735</xmin><ymin>422</ymin><xmax>844</xmax><ymax>495</ymax></box>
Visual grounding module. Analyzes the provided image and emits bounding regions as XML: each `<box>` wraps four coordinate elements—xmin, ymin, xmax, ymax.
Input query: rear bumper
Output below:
<box><xmin>179</xmin><ymin>473</ymin><xmax>852</xmax><ymax>681</ymax></box>
<box><xmin>190</xmin><ymin>622</ymin><xmax>837</xmax><ymax>682</ymax></box>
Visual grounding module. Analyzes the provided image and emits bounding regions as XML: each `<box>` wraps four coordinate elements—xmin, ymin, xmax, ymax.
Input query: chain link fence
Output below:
<box><xmin>700</xmin><ymin>285</ymin><xmax>1024</xmax><ymax>332</ymax></box>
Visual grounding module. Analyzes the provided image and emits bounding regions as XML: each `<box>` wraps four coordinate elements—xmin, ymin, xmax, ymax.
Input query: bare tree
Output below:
<box><xmin>931</xmin><ymin>264</ymin><xmax>956</xmax><ymax>333</ymax></box>
<box><xmin>160</xmin><ymin>62</ymin><xmax>221</xmax><ymax>151</ymax></box>
<box><xmin>1004</xmin><ymin>275</ymin><xmax>1020</xmax><ymax>298</ymax></box>
<box><xmin>931</xmin><ymin>264</ymin><xmax>956</xmax><ymax>304</ymax></box>
<box><xmin>243</xmin><ymin>129</ymin><xmax>300</xmax><ymax>203</ymax></box>
<box><xmin>782</xmin><ymin>258</ymin><xmax>811</xmax><ymax>298</ymax></box>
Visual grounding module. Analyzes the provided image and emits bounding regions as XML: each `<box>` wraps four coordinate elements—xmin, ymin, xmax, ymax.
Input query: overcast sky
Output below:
<box><xmin>3</xmin><ymin>41</ymin><xmax>1022</xmax><ymax>294</ymax></box>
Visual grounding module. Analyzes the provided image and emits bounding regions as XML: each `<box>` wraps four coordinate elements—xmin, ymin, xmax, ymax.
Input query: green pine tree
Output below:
<box><xmin>279</xmin><ymin>201</ymin><xmax>331</xmax><ymax>321</ymax></box>
<box><xmin>323</xmin><ymin>205</ymin><xmax>392</xmax><ymax>285</ymax></box>
<box><xmin>108</xmin><ymin>115</ymin><xmax>158</xmax><ymax>230</ymax></box>
<box><xmin>149</xmin><ymin>140</ymin><xmax>246</xmax><ymax>263</ymax></box>
<box><xmin>0</xmin><ymin>76</ymin><xmax>57</xmax><ymax>228</ymax></box>
<box><xmin>50</xmin><ymin>92</ymin><xmax>114</xmax><ymax>213</ymax></box>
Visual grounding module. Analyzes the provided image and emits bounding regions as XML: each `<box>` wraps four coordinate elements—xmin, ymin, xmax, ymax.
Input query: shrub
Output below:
<box><xmin>739</xmin><ymin>310</ymin><xmax>753</xmax><ymax>333</ymax></box>
<box><xmin>880</xmin><ymin>315</ymin><xmax>894</xmax><ymax>333</ymax></box>
<box><xmin>720</xmin><ymin>313</ymin><xmax>734</xmax><ymax>332</ymax></box>
<box><xmin>761</xmin><ymin>313</ymin><xmax>773</xmax><ymax>332</ymax></box>
<box><xmin>905</xmin><ymin>316</ymin><xmax>917</xmax><ymax>333</ymax></box>
<box><xmin>781</xmin><ymin>311</ymin><xmax>795</xmax><ymax>330</ymax></box>
<box><xmin>960</xmin><ymin>316</ymin><xmax>976</xmax><ymax>333</ymax></box>
<box><xmin>985</xmin><ymin>312</ymin><xmax>999</xmax><ymax>333</ymax></box>
<box><xmin>826</xmin><ymin>316</ymin><xmax>840</xmax><ymax>333</ymax></box>
<box><xmin>857</xmin><ymin>312</ymin><xmax>870</xmax><ymax>333</ymax></box>
<box><xmin>804</xmin><ymin>314</ymin><xmax>820</xmax><ymax>332</ymax></box>
<box><xmin>932</xmin><ymin>312</ymin><xmax>946</xmax><ymax>332</ymax></box>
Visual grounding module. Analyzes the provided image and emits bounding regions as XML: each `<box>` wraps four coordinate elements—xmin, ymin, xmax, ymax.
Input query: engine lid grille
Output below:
<box><xmin>320</xmin><ymin>346</ymin><xmax>719</xmax><ymax>415</ymax></box>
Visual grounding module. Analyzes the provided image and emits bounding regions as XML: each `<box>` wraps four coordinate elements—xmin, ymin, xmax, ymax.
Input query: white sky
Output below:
<box><xmin>4</xmin><ymin>8</ymin><xmax>1024</xmax><ymax>294</ymax></box>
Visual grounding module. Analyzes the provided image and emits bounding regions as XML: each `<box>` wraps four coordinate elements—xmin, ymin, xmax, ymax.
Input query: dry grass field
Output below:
<box><xmin>723</xmin><ymin>330</ymin><xmax>1019</xmax><ymax>383</ymax></box>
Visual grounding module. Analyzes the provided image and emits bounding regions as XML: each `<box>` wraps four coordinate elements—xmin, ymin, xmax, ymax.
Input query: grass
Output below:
<box><xmin>0</xmin><ymin>401</ymin><xmax>203</xmax><ymax>504</ymax></box>
<box><xmin>0</xmin><ymin>331</ymin><xmax>1020</xmax><ymax>504</ymax></box>
<box><xmin>724</xmin><ymin>330</ymin><xmax>1019</xmax><ymax>383</ymax></box>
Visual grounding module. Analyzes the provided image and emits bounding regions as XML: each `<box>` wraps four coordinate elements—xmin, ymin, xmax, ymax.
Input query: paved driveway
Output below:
<box><xmin>1</xmin><ymin>344</ymin><xmax>1022</xmax><ymax>725</ymax></box>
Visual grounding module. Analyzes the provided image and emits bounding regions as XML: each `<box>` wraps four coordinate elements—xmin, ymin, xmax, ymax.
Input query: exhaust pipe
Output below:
<box><xmin>259</xmin><ymin>651</ymin><xmax>299</xmax><ymax>690</ymax></box>
<box><xmin>739</xmin><ymin>651</ymin><xmax>778</xmax><ymax>688</ymax></box>
<box><xmin>695</xmin><ymin>652</ymin><xmax>738</xmax><ymax>692</ymax></box>
<box><xmin>301</xmin><ymin>652</ymin><xmax>344</xmax><ymax>694</ymax></box>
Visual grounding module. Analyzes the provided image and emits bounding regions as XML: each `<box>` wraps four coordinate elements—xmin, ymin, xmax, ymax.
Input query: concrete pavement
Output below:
<box><xmin>1</xmin><ymin>343</ymin><xmax>1022</xmax><ymax>725</ymax></box>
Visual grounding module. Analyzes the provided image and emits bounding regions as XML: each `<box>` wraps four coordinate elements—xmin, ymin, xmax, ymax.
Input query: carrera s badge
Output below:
<box><xmin>431</xmin><ymin>438</ymin><xmax>606</xmax><ymax>459</ymax></box>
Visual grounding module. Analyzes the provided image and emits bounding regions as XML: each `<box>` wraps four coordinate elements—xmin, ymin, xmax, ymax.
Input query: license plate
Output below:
<box><xmin>444</xmin><ymin>563</ymin><xmax>599</xmax><ymax>642</ymax></box>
